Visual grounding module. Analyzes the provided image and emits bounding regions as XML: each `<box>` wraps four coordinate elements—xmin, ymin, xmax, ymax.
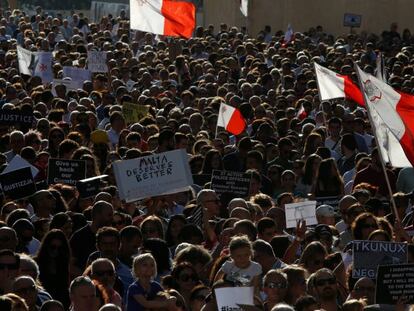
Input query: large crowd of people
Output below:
<box><xmin>0</xmin><ymin>4</ymin><xmax>414</xmax><ymax>311</ymax></box>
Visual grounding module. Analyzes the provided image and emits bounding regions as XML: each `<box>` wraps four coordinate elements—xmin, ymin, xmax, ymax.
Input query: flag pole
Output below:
<box><xmin>354</xmin><ymin>64</ymin><xmax>400</xmax><ymax>221</ymax></box>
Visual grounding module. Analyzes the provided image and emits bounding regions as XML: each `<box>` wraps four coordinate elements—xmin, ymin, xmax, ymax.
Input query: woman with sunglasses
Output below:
<box><xmin>351</xmin><ymin>212</ymin><xmax>379</xmax><ymax>241</ymax></box>
<box><xmin>163</xmin><ymin>262</ymin><xmax>201</xmax><ymax>308</ymax></box>
<box><xmin>262</xmin><ymin>269</ymin><xmax>288</xmax><ymax>311</ymax></box>
<box><xmin>34</xmin><ymin>229</ymin><xmax>71</xmax><ymax>309</ymax></box>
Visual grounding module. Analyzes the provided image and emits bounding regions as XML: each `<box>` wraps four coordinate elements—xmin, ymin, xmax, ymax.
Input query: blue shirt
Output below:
<box><xmin>126</xmin><ymin>280</ymin><xmax>163</xmax><ymax>311</ymax></box>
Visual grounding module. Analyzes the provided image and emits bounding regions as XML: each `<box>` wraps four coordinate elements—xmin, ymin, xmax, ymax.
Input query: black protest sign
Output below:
<box><xmin>352</xmin><ymin>240</ymin><xmax>408</xmax><ymax>279</ymax></box>
<box><xmin>77</xmin><ymin>175</ymin><xmax>107</xmax><ymax>199</ymax></box>
<box><xmin>316</xmin><ymin>196</ymin><xmax>340</xmax><ymax>211</ymax></box>
<box><xmin>375</xmin><ymin>264</ymin><xmax>414</xmax><ymax>304</ymax></box>
<box><xmin>47</xmin><ymin>159</ymin><xmax>86</xmax><ymax>186</ymax></box>
<box><xmin>211</xmin><ymin>170</ymin><xmax>251</xmax><ymax>198</ymax></box>
<box><xmin>0</xmin><ymin>110</ymin><xmax>34</xmax><ymax>127</ymax></box>
<box><xmin>0</xmin><ymin>167</ymin><xmax>36</xmax><ymax>200</ymax></box>
<box><xmin>193</xmin><ymin>174</ymin><xmax>212</xmax><ymax>187</ymax></box>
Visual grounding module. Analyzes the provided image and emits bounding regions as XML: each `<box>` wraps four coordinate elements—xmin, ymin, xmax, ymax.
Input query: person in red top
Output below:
<box><xmin>353</xmin><ymin>148</ymin><xmax>396</xmax><ymax>198</ymax></box>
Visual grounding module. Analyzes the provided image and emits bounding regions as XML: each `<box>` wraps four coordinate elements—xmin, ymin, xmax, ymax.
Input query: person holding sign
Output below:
<box><xmin>214</xmin><ymin>235</ymin><xmax>262</xmax><ymax>296</ymax></box>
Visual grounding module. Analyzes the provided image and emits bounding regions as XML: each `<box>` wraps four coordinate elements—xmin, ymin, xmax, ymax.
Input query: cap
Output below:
<box><xmin>314</xmin><ymin>224</ymin><xmax>333</xmax><ymax>238</ymax></box>
<box><xmin>316</xmin><ymin>204</ymin><xmax>335</xmax><ymax>217</ymax></box>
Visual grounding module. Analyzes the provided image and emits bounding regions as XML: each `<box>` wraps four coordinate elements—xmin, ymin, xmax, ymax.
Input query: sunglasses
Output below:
<box><xmin>94</xmin><ymin>270</ymin><xmax>115</xmax><ymax>277</ymax></box>
<box><xmin>0</xmin><ymin>263</ymin><xmax>19</xmax><ymax>270</ymax></box>
<box><xmin>362</xmin><ymin>224</ymin><xmax>377</xmax><ymax>229</ymax></box>
<box><xmin>143</xmin><ymin>227</ymin><xmax>158</xmax><ymax>234</ymax></box>
<box><xmin>179</xmin><ymin>274</ymin><xmax>197</xmax><ymax>282</ymax></box>
<box><xmin>204</xmin><ymin>199</ymin><xmax>220</xmax><ymax>204</ymax></box>
<box><xmin>265</xmin><ymin>282</ymin><xmax>287</xmax><ymax>289</ymax></box>
<box><xmin>15</xmin><ymin>284</ymin><xmax>36</xmax><ymax>294</ymax></box>
<box><xmin>315</xmin><ymin>277</ymin><xmax>336</xmax><ymax>287</ymax></box>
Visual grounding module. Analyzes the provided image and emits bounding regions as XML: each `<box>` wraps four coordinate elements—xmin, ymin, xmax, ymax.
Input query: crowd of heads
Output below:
<box><xmin>0</xmin><ymin>4</ymin><xmax>414</xmax><ymax>311</ymax></box>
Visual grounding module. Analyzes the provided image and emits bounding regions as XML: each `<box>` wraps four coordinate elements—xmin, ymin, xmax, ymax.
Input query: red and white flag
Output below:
<box><xmin>240</xmin><ymin>0</ymin><xmax>248</xmax><ymax>16</ymax></box>
<box><xmin>130</xmin><ymin>0</ymin><xmax>196</xmax><ymax>38</ymax></box>
<box><xmin>217</xmin><ymin>103</ymin><xmax>246</xmax><ymax>136</ymax></box>
<box><xmin>356</xmin><ymin>65</ymin><xmax>414</xmax><ymax>167</ymax></box>
<box><xmin>314</xmin><ymin>62</ymin><xmax>364</xmax><ymax>106</ymax></box>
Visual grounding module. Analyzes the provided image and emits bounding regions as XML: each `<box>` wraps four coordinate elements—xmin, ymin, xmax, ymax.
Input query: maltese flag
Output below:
<box><xmin>217</xmin><ymin>103</ymin><xmax>246</xmax><ymax>136</ymax></box>
<box><xmin>314</xmin><ymin>62</ymin><xmax>364</xmax><ymax>106</ymax></box>
<box><xmin>240</xmin><ymin>0</ymin><xmax>248</xmax><ymax>16</ymax></box>
<box><xmin>356</xmin><ymin>65</ymin><xmax>414</xmax><ymax>167</ymax></box>
<box><xmin>130</xmin><ymin>0</ymin><xmax>196</xmax><ymax>38</ymax></box>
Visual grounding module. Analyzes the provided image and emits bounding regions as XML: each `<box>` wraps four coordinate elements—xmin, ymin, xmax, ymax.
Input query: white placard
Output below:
<box><xmin>63</xmin><ymin>66</ymin><xmax>92</xmax><ymax>88</ymax></box>
<box><xmin>215</xmin><ymin>287</ymin><xmax>254</xmax><ymax>311</ymax></box>
<box><xmin>52</xmin><ymin>79</ymin><xmax>79</xmax><ymax>95</ymax></box>
<box><xmin>3</xmin><ymin>155</ymin><xmax>39</xmax><ymax>178</ymax></box>
<box><xmin>112</xmin><ymin>149</ymin><xmax>193</xmax><ymax>202</ymax></box>
<box><xmin>87</xmin><ymin>51</ymin><xmax>108</xmax><ymax>73</ymax></box>
<box><xmin>285</xmin><ymin>201</ymin><xmax>317</xmax><ymax>229</ymax></box>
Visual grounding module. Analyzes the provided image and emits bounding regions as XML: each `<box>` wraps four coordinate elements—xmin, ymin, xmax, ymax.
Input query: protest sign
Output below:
<box><xmin>0</xmin><ymin>167</ymin><xmax>36</xmax><ymax>200</ymax></box>
<box><xmin>113</xmin><ymin>149</ymin><xmax>193</xmax><ymax>202</ymax></box>
<box><xmin>52</xmin><ymin>79</ymin><xmax>79</xmax><ymax>95</ymax></box>
<box><xmin>87</xmin><ymin>51</ymin><xmax>108</xmax><ymax>72</ymax></box>
<box><xmin>47</xmin><ymin>159</ymin><xmax>86</xmax><ymax>186</ymax></box>
<box><xmin>343</xmin><ymin>13</ymin><xmax>362</xmax><ymax>28</ymax></box>
<box><xmin>2</xmin><ymin>155</ymin><xmax>38</xmax><ymax>178</ymax></box>
<box><xmin>285</xmin><ymin>201</ymin><xmax>317</xmax><ymax>228</ymax></box>
<box><xmin>63</xmin><ymin>66</ymin><xmax>92</xmax><ymax>87</ymax></box>
<box><xmin>352</xmin><ymin>240</ymin><xmax>408</xmax><ymax>279</ymax></box>
<box><xmin>375</xmin><ymin>264</ymin><xmax>414</xmax><ymax>304</ymax></box>
<box><xmin>122</xmin><ymin>103</ymin><xmax>150</xmax><ymax>124</ymax></box>
<box><xmin>77</xmin><ymin>175</ymin><xmax>107</xmax><ymax>199</ymax></box>
<box><xmin>17</xmin><ymin>46</ymin><xmax>33</xmax><ymax>75</ymax></box>
<box><xmin>0</xmin><ymin>110</ymin><xmax>34</xmax><ymax>127</ymax></box>
<box><xmin>315</xmin><ymin>196</ymin><xmax>340</xmax><ymax>211</ymax></box>
<box><xmin>211</xmin><ymin>170</ymin><xmax>251</xmax><ymax>198</ymax></box>
<box><xmin>215</xmin><ymin>287</ymin><xmax>254</xmax><ymax>311</ymax></box>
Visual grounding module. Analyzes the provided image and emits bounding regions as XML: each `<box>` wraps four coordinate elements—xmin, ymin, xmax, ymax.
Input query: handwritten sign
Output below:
<box><xmin>375</xmin><ymin>264</ymin><xmax>414</xmax><ymax>304</ymax></box>
<box><xmin>122</xmin><ymin>102</ymin><xmax>150</xmax><ymax>124</ymax></box>
<box><xmin>285</xmin><ymin>201</ymin><xmax>317</xmax><ymax>229</ymax></box>
<box><xmin>47</xmin><ymin>159</ymin><xmax>86</xmax><ymax>186</ymax></box>
<box><xmin>87</xmin><ymin>51</ymin><xmax>108</xmax><ymax>73</ymax></box>
<box><xmin>215</xmin><ymin>287</ymin><xmax>254</xmax><ymax>311</ymax></box>
<box><xmin>113</xmin><ymin>149</ymin><xmax>193</xmax><ymax>202</ymax></box>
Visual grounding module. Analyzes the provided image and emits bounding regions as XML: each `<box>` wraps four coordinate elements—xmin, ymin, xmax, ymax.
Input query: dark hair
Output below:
<box><xmin>49</xmin><ymin>213</ymin><xmax>71</xmax><ymax>231</ymax></box>
<box><xmin>96</xmin><ymin>226</ymin><xmax>120</xmax><ymax>245</ymax></box>
<box><xmin>120</xmin><ymin>225</ymin><xmax>142</xmax><ymax>241</ymax></box>
<box><xmin>351</xmin><ymin>212</ymin><xmax>379</xmax><ymax>240</ymax></box>
<box><xmin>35</xmin><ymin>229</ymin><xmax>70</xmax><ymax>293</ymax></box>
<box><xmin>341</xmin><ymin>133</ymin><xmax>357</xmax><ymax>151</ymax></box>
<box><xmin>256</xmin><ymin>217</ymin><xmax>276</xmax><ymax>235</ymax></box>
<box><xmin>302</xmin><ymin>154</ymin><xmax>321</xmax><ymax>185</ymax></box>
<box><xmin>201</xmin><ymin>149</ymin><xmax>223</xmax><ymax>174</ymax></box>
<box><xmin>142</xmin><ymin>238</ymin><xmax>172</xmax><ymax>273</ymax></box>
<box><xmin>165</xmin><ymin>215</ymin><xmax>187</xmax><ymax>247</ymax></box>
<box><xmin>295</xmin><ymin>295</ymin><xmax>317</xmax><ymax>311</ymax></box>
<box><xmin>178</xmin><ymin>224</ymin><xmax>204</xmax><ymax>245</ymax></box>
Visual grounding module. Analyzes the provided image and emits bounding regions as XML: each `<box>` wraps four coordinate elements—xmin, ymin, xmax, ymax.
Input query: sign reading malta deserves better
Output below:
<box><xmin>113</xmin><ymin>149</ymin><xmax>193</xmax><ymax>202</ymax></box>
